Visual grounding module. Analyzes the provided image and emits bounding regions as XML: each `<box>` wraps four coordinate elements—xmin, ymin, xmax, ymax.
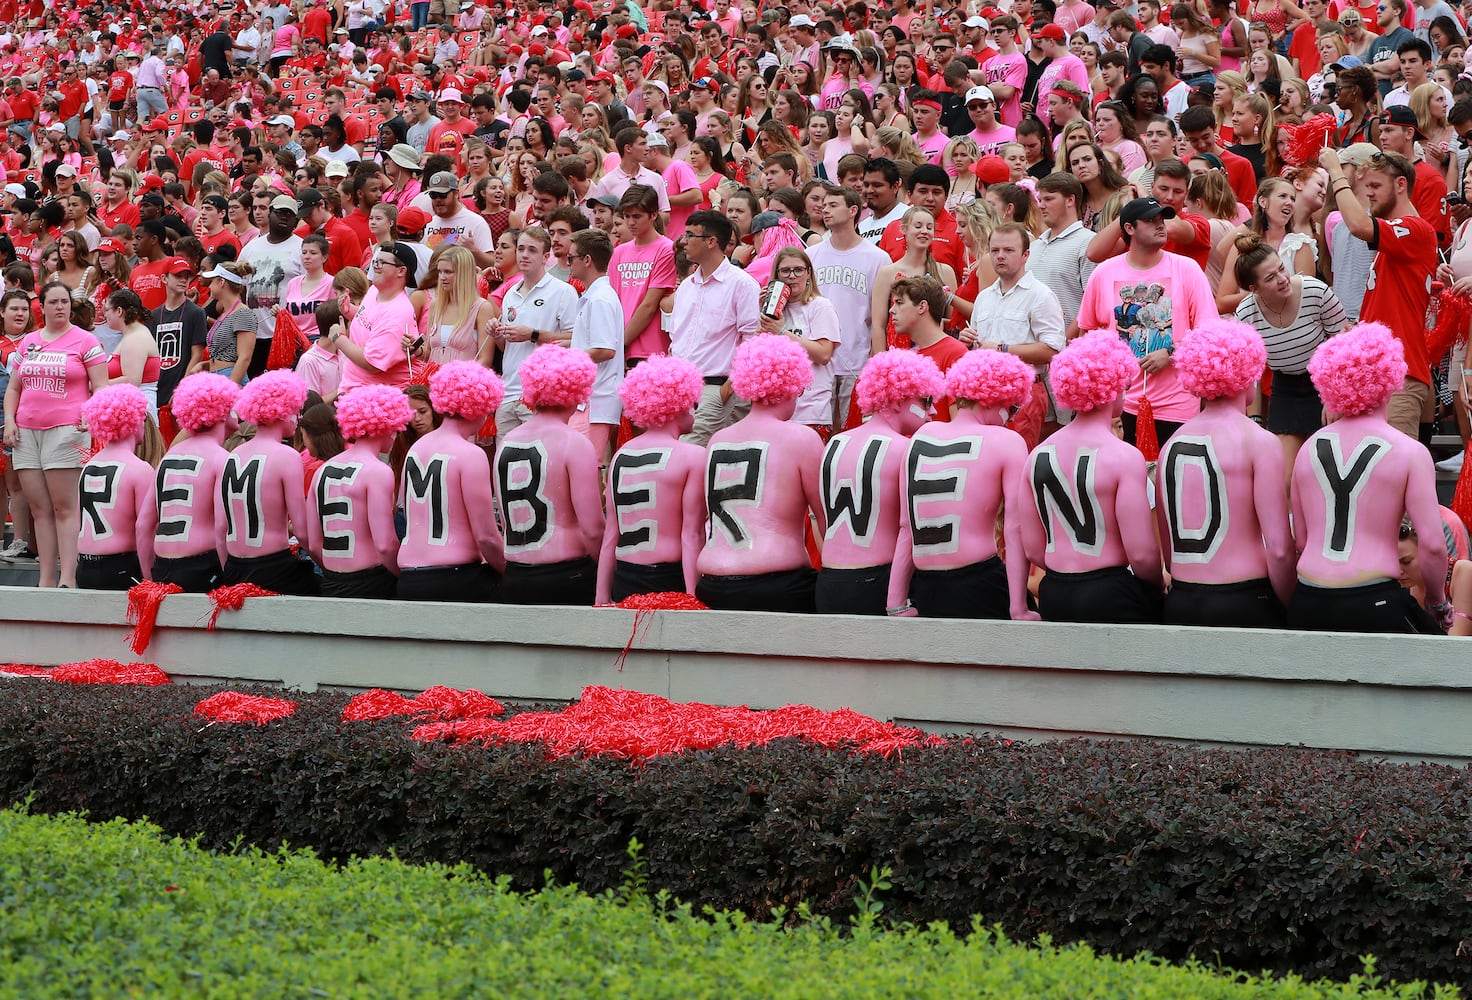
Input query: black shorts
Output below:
<box><xmin>76</xmin><ymin>551</ymin><xmax>141</xmax><ymax>591</ymax></box>
<box><xmin>1266</xmin><ymin>370</ymin><xmax>1324</xmax><ymax>437</ymax></box>
<box><xmin>910</xmin><ymin>555</ymin><xmax>1009</xmax><ymax>619</ymax></box>
<box><xmin>1038</xmin><ymin>565</ymin><xmax>1162</xmax><ymax>624</ymax></box>
<box><xmin>1164</xmin><ymin>577</ymin><xmax>1285</xmax><ymax>629</ymax></box>
<box><xmin>322</xmin><ymin>564</ymin><xmax>397</xmax><ymax>599</ymax></box>
<box><xmin>1286</xmin><ymin>578</ymin><xmax>1442</xmax><ymax>635</ymax></box>
<box><xmin>108</xmin><ymin>100</ymin><xmax>125</xmax><ymax>112</ymax></box>
<box><xmin>150</xmin><ymin>551</ymin><xmax>223</xmax><ymax>592</ymax></box>
<box><xmin>501</xmin><ymin>556</ymin><xmax>597</xmax><ymax>606</ymax></box>
<box><xmin>222</xmin><ymin>549</ymin><xmax>321</xmax><ymax>596</ymax></box>
<box><xmin>696</xmin><ymin>567</ymin><xmax>817</xmax><ymax>613</ymax></box>
<box><xmin>397</xmin><ymin>562</ymin><xmax>500</xmax><ymax>603</ymax></box>
<box><xmin>815</xmin><ymin>564</ymin><xmax>891</xmax><ymax>615</ymax></box>
<box><xmin>612</xmin><ymin>559</ymin><xmax>685</xmax><ymax>603</ymax></box>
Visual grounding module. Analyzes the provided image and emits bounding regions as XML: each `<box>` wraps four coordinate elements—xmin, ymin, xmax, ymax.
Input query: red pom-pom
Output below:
<box><xmin>203</xmin><ymin>584</ymin><xmax>279</xmax><ymax>630</ymax></box>
<box><xmin>1282</xmin><ymin>113</ymin><xmax>1338</xmax><ymax>167</ymax></box>
<box><xmin>1135</xmin><ymin>395</ymin><xmax>1160</xmax><ymax>462</ymax></box>
<box><xmin>194</xmin><ymin>691</ymin><xmax>298</xmax><ymax>724</ymax></box>
<box><xmin>51</xmin><ymin>659</ymin><xmax>170</xmax><ymax>686</ymax></box>
<box><xmin>610</xmin><ymin>591</ymin><xmax>708</xmax><ymax>671</ymax></box>
<box><xmin>125</xmin><ymin>581</ymin><xmax>183</xmax><ymax>654</ymax></box>
<box><xmin>1428</xmin><ymin>285</ymin><xmax>1472</xmax><ymax>368</ymax></box>
<box><xmin>408</xmin><ymin>357</ymin><xmax>441</xmax><ymax>386</ymax></box>
<box><xmin>342</xmin><ymin>686</ymin><xmax>505</xmax><ymax>722</ymax></box>
<box><xmin>0</xmin><ymin>664</ymin><xmax>55</xmax><ymax>678</ymax></box>
<box><xmin>267</xmin><ymin>309</ymin><xmax>310</xmax><ymax>369</ymax></box>
<box><xmin>1452</xmin><ymin>438</ymin><xmax>1472</xmax><ymax>534</ymax></box>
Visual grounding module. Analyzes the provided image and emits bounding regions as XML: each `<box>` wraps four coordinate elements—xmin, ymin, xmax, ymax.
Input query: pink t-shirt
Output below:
<box><xmin>336</xmin><ymin>286</ymin><xmax>416</xmax><ymax>395</ymax></box>
<box><xmin>661</xmin><ymin>157</ymin><xmax>700</xmax><ymax>239</ymax></box>
<box><xmin>1035</xmin><ymin>54</ymin><xmax>1091</xmax><ymax>127</ymax></box>
<box><xmin>1075</xmin><ymin>251</ymin><xmax>1218</xmax><ymax>423</ymax></box>
<box><xmin>983</xmin><ymin>52</ymin><xmax>1027</xmax><ymax>127</ymax></box>
<box><xmin>11</xmin><ymin>326</ymin><xmax>105</xmax><ymax>429</ymax></box>
<box><xmin>610</xmin><ymin>235</ymin><xmax>677</xmax><ymax>361</ymax></box>
<box><xmin>280</xmin><ymin>273</ymin><xmax>336</xmax><ymax>342</ymax></box>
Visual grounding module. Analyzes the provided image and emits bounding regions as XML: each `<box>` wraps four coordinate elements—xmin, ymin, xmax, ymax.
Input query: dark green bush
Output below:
<box><xmin>0</xmin><ymin>681</ymin><xmax>1469</xmax><ymax>990</ymax></box>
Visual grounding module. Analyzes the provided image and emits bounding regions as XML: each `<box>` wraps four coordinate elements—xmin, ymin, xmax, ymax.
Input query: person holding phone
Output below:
<box><xmin>331</xmin><ymin>242</ymin><xmax>420</xmax><ymax>396</ymax></box>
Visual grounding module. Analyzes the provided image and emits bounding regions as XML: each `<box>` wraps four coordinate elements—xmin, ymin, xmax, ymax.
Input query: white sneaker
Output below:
<box><xmin>0</xmin><ymin>539</ymin><xmax>28</xmax><ymax>561</ymax></box>
<box><xmin>1437</xmin><ymin>452</ymin><xmax>1466</xmax><ymax>474</ymax></box>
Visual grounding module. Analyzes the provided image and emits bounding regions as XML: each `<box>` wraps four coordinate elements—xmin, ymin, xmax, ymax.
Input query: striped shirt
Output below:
<box><xmin>1236</xmin><ymin>277</ymin><xmax>1348</xmax><ymax>375</ymax></box>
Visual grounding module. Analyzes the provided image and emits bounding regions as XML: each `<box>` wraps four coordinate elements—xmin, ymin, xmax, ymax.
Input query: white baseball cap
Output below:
<box><xmin>437</xmin><ymin>87</ymin><xmax>464</xmax><ymax>103</ymax></box>
<box><xmin>789</xmin><ymin>14</ymin><xmax>816</xmax><ymax>27</ymax></box>
<box><xmin>964</xmin><ymin>85</ymin><xmax>997</xmax><ymax>105</ymax></box>
<box><xmin>964</xmin><ymin>15</ymin><xmax>989</xmax><ymax>27</ymax></box>
<box><xmin>3</xmin><ymin>183</ymin><xmax>25</xmax><ymax>199</ymax></box>
<box><xmin>267</xmin><ymin>114</ymin><xmax>296</xmax><ymax>127</ymax></box>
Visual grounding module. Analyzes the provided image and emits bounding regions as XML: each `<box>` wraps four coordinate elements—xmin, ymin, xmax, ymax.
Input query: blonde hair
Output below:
<box><xmin>1410</xmin><ymin>81</ymin><xmax>1448</xmax><ymax>131</ymax></box>
<box><xmin>424</xmin><ymin>244</ymin><xmax>480</xmax><ymax>331</ymax></box>
<box><xmin>942</xmin><ymin>135</ymin><xmax>980</xmax><ymax>171</ymax></box>
<box><xmin>331</xmin><ymin>265</ymin><xmax>369</xmax><ymax>302</ymax></box>
<box><xmin>875</xmin><ymin>125</ymin><xmax>927</xmax><ymax>166</ymax></box>
<box><xmin>1214</xmin><ymin>71</ymin><xmax>1248</xmax><ymax>128</ymax></box>
<box><xmin>768</xmin><ymin>247</ymin><xmax>820</xmax><ymax>306</ymax></box>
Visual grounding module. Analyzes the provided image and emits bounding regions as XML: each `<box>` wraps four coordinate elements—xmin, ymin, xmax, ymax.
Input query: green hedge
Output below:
<box><xmin>0</xmin><ymin>808</ymin><xmax>1451</xmax><ymax>998</ymax></box>
<box><xmin>0</xmin><ymin>681</ymin><xmax>1469</xmax><ymax>991</ymax></box>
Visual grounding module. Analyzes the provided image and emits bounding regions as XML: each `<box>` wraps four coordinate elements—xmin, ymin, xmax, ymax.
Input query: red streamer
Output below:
<box><xmin>124</xmin><ymin>581</ymin><xmax>183</xmax><ymax>654</ymax></box>
<box><xmin>50</xmin><ymin>659</ymin><xmax>170</xmax><ymax>686</ymax></box>
<box><xmin>411</xmin><ymin>684</ymin><xmax>944</xmax><ymax>761</ymax></box>
<box><xmin>267</xmin><ymin>309</ymin><xmax>312</xmax><ymax>370</ymax></box>
<box><xmin>194</xmin><ymin>691</ymin><xmax>298</xmax><ymax>725</ymax></box>
<box><xmin>1282</xmin><ymin>112</ymin><xmax>1338</xmax><ymax>168</ymax></box>
<box><xmin>611</xmin><ymin>592</ymin><xmax>707</xmax><ymax>671</ymax></box>
<box><xmin>1427</xmin><ymin>285</ymin><xmax>1472</xmax><ymax>368</ymax></box>
<box><xmin>341</xmin><ymin>685</ymin><xmax>505</xmax><ymax>722</ymax></box>
<box><xmin>1135</xmin><ymin>395</ymin><xmax>1160</xmax><ymax>462</ymax></box>
<box><xmin>1452</xmin><ymin>438</ymin><xmax>1472</xmax><ymax>533</ymax></box>
<box><xmin>408</xmin><ymin>357</ymin><xmax>441</xmax><ymax>386</ymax></box>
<box><xmin>202</xmin><ymin>584</ymin><xmax>279</xmax><ymax>630</ymax></box>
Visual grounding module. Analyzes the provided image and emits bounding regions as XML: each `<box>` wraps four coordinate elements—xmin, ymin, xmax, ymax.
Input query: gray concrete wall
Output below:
<box><xmin>1</xmin><ymin>586</ymin><xmax>1466</xmax><ymax>761</ymax></box>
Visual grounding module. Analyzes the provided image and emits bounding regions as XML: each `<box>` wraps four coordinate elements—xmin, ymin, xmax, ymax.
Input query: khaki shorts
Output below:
<box><xmin>1387</xmin><ymin>377</ymin><xmax>1431</xmax><ymax>438</ymax></box>
<box><xmin>11</xmin><ymin>425</ymin><xmax>91</xmax><ymax>470</ymax></box>
<box><xmin>428</xmin><ymin>0</ymin><xmax>453</xmax><ymax>17</ymax></box>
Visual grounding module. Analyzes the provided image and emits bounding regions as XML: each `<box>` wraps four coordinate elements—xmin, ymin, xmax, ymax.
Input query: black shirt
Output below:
<box><xmin>200</xmin><ymin>31</ymin><xmax>234</xmax><ymax>76</ymax></box>
<box><xmin>152</xmin><ymin>299</ymin><xmax>209</xmax><ymax>407</ymax></box>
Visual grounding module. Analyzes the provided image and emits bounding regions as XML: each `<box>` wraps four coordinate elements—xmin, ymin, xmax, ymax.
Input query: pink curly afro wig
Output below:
<box><xmin>1308</xmin><ymin>322</ymin><xmax>1407</xmax><ymax>417</ymax></box>
<box><xmin>520</xmin><ymin>343</ymin><xmax>596</xmax><ymax>410</ymax></box>
<box><xmin>1175</xmin><ymin>318</ymin><xmax>1267</xmax><ymax>400</ymax></box>
<box><xmin>730</xmin><ymin>334</ymin><xmax>812</xmax><ymax>405</ymax></box>
<box><xmin>171</xmin><ymin>373</ymin><xmax>241</xmax><ymax>432</ymax></box>
<box><xmin>429</xmin><ymin>360</ymin><xmax>505</xmax><ymax>420</ymax></box>
<box><xmin>336</xmin><ymin>385</ymin><xmax>414</xmax><ymax>441</ymax></box>
<box><xmin>1050</xmin><ymin>330</ymin><xmax>1138</xmax><ymax>413</ymax></box>
<box><xmin>945</xmin><ymin>349</ymin><xmax>1033</xmax><ymax>409</ymax></box>
<box><xmin>81</xmin><ymin>384</ymin><xmax>149</xmax><ymax>446</ymax></box>
<box><xmin>619</xmin><ymin>354</ymin><xmax>703</xmax><ymax>428</ymax></box>
<box><xmin>856</xmin><ymin>350</ymin><xmax>945</xmax><ymax>415</ymax></box>
<box><xmin>236</xmin><ymin>369</ymin><xmax>307</xmax><ymax>427</ymax></box>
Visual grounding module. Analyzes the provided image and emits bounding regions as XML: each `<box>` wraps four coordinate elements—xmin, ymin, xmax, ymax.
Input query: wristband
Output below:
<box><xmin>886</xmin><ymin>600</ymin><xmax>914</xmax><ymax>616</ymax></box>
<box><xmin>532</xmin><ymin>328</ymin><xmax>541</xmax><ymax>343</ymax></box>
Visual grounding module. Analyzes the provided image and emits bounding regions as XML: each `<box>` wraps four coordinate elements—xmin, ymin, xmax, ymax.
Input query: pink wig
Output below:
<box><xmin>519</xmin><ymin>343</ymin><xmax>596</xmax><ymax>410</ymax></box>
<box><xmin>856</xmin><ymin>350</ymin><xmax>945</xmax><ymax>414</ymax></box>
<box><xmin>730</xmin><ymin>334</ymin><xmax>812</xmax><ymax>404</ymax></box>
<box><xmin>744</xmin><ymin>218</ymin><xmax>806</xmax><ymax>286</ymax></box>
<box><xmin>1050</xmin><ymin>330</ymin><xmax>1138</xmax><ymax>413</ymax></box>
<box><xmin>429</xmin><ymin>360</ymin><xmax>505</xmax><ymax>420</ymax></box>
<box><xmin>619</xmin><ymin>354</ymin><xmax>704</xmax><ymax>428</ymax></box>
<box><xmin>945</xmin><ymin>349</ymin><xmax>1033</xmax><ymax>409</ymax></box>
<box><xmin>1308</xmin><ymin>321</ymin><xmax>1407</xmax><ymax>417</ymax></box>
<box><xmin>1175</xmin><ymin>318</ymin><xmax>1267</xmax><ymax>400</ymax></box>
<box><xmin>236</xmin><ymin>369</ymin><xmax>307</xmax><ymax>427</ymax></box>
<box><xmin>336</xmin><ymin>385</ymin><xmax>414</xmax><ymax>441</ymax></box>
<box><xmin>171</xmin><ymin>373</ymin><xmax>240</xmax><ymax>432</ymax></box>
<box><xmin>81</xmin><ymin>384</ymin><xmax>149</xmax><ymax>446</ymax></box>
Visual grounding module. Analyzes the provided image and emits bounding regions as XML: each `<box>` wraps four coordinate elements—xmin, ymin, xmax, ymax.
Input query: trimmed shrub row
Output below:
<box><xmin>0</xmin><ymin>808</ymin><xmax>1450</xmax><ymax>999</ymax></box>
<box><xmin>0</xmin><ymin>680</ymin><xmax>1468</xmax><ymax>990</ymax></box>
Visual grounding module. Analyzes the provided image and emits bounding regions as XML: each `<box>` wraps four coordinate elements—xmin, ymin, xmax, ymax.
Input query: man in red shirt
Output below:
<box><xmin>196</xmin><ymin>194</ymin><xmax>243</xmax><ymax>256</ymax></box>
<box><xmin>97</xmin><ymin>171</ymin><xmax>141</xmax><ymax>231</ymax></box>
<box><xmin>1319</xmin><ymin>146</ymin><xmax>1437</xmax><ymax>439</ymax></box>
<box><xmin>1179</xmin><ymin>106</ymin><xmax>1258</xmax><ymax>206</ymax></box>
<box><xmin>295</xmin><ymin>186</ymin><xmax>363</xmax><ymax>275</ymax></box>
<box><xmin>426</xmin><ymin>88</ymin><xmax>476</xmax><ymax>148</ymax></box>
<box><xmin>128</xmin><ymin>219</ymin><xmax>173</xmax><ymax>310</ymax></box>
<box><xmin>876</xmin><ymin>164</ymin><xmax>967</xmax><ymax>278</ymax></box>
<box><xmin>302</xmin><ymin>0</ymin><xmax>332</xmax><ymax>44</ymax></box>
<box><xmin>56</xmin><ymin>60</ymin><xmax>89</xmax><ymax>142</ymax></box>
<box><xmin>1380</xmin><ymin>105</ymin><xmax>1450</xmax><ymax>247</ymax></box>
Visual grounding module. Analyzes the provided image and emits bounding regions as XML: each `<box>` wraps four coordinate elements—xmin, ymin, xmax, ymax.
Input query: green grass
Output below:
<box><xmin>0</xmin><ymin>807</ymin><xmax>1454</xmax><ymax>998</ymax></box>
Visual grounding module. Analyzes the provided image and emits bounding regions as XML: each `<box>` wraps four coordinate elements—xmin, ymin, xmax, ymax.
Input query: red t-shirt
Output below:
<box><xmin>107</xmin><ymin>71</ymin><xmax>131</xmax><ymax>103</ymax></box>
<box><xmin>8</xmin><ymin>89</ymin><xmax>36</xmax><ymax>124</ymax></box>
<box><xmin>1412</xmin><ymin>161</ymin><xmax>1450</xmax><ymax>246</ymax></box>
<box><xmin>129</xmin><ymin>258</ymin><xmax>171</xmax><ymax>311</ymax></box>
<box><xmin>877</xmin><ymin>210</ymin><xmax>967</xmax><ymax>283</ymax></box>
<box><xmin>1363</xmin><ymin>215</ymin><xmax>1436</xmax><ymax>385</ymax></box>
<box><xmin>916</xmin><ymin>335</ymin><xmax>969</xmax><ymax>421</ymax></box>
<box><xmin>302</xmin><ymin>7</ymin><xmax>332</xmax><ymax>43</ymax></box>
<box><xmin>200</xmin><ymin>228</ymin><xmax>243</xmax><ymax>256</ymax></box>
<box><xmin>1165</xmin><ymin>211</ymin><xmax>1212</xmax><ymax>273</ymax></box>
<box><xmin>57</xmin><ymin>79</ymin><xmax>88</xmax><ymax>121</ymax></box>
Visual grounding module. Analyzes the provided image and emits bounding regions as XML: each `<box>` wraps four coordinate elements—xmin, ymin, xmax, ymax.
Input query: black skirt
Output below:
<box><xmin>1266</xmin><ymin>370</ymin><xmax>1324</xmax><ymax>437</ymax></box>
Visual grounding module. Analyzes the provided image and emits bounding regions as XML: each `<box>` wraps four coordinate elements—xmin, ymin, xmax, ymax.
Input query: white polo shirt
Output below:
<box><xmin>499</xmin><ymin>270</ymin><xmax>580</xmax><ymax>396</ymax></box>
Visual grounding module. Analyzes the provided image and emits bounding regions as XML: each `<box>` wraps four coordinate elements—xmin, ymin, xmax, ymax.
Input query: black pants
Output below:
<box><xmin>322</xmin><ymin>565</ymin><xmax>398</xmax><ymax>599</ymax></box>
<box><xmin>612</xmin><ymin>559</ymin><xmax>686</xmax><ymax>603</ymax></box>
<box><xmin>1287</xmin><ymin>578</ymin><xmax>1442</xmax><ymax>634</ymax></box>
<box><xmin>76</xmin><ymin>551</ymin><xmax>141</xmax><ymax>591</ymax></box>
<box><xmin>151</xmin><ymin>551</ymin><xmax>223</xmax><ymax>593</ymax></box>
<box><xmin>815</xmin><ymin>564</ymin><xmax>891</xmax><ymax>615</ymax></box>
<box><xmin>1164</xmin><ymin>578</ymin><xmax>1285</xmax><ymax>629</ymax></box>
<box><xmin>397</xmin><ymin>563</ymin><xmax>500</xmax><ymax>603</ymax></box>
<box><xmin>222</xmin><ymin>549</ymin><xmax>320</xmax><ymax>596</ymax></box>
<box><xmin>501</xmin><ymin>556</ymin><xmax>598</xmax><ymax>606</ymax></box>
<box><xmin>697</xmin><ymin>567</ymin><xmax>817</xmax><ymax>613</ymax></box>
<box><xmin>1038</xmin><ymin>565</ymin><xmax>1162</xmax><ymax>624</ymax></box>
<box><xmin>910</xmin><ymin>556</ymin><xmax>1010</xmax><ymax>619</ymax></box>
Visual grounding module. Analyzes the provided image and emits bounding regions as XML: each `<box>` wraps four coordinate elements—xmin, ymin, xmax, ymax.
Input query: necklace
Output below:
<box><xmin>1258</xmin><ymin>283</ymin><xmax>1298</xmax><ymax>327</ymax></box>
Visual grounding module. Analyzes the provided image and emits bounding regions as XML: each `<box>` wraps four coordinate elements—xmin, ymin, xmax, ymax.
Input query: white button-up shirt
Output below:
<box><xmin>970</xmin><ymin>271</ymin><xmax>1066</xmax><ymax>374</ymax></box>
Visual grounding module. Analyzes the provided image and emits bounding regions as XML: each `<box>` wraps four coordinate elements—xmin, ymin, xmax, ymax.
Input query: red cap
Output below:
<box><xmin>593</xmin><ymin>71</ymin><xmax>616</xmax><ymax>84</ymax></box>
<box><xmin>509</xmin><ymin>43</ymin><xmax>524</xmax><ymax>55</ymax></box>
<box><xmin>97</xmin><ymin>238</ymin><xmax>127</xmax><ymax>255</ymax></box>
<box><xmin>139</xmin><ymin>174</ymin><xmax>165</xmax><ymax>192</ymax></box>
<box><xmin>1031</xmin><ymin>22</ymin><xmax>1066</xmax><ymax>43</ymax></box>
<box><xmin>163</xmin><ymin>256</ymin><xmax>193</xmax><ymax>276</ymax></box>
<box><xmin>529</xmin><ymin>41</ymin><xmax>547</xmax><ymax>55</ymax></box>
<box><xmin>395</xmin><ymin>206</ymin><xmax>432</xmax><ymax>234</ymax></box>
<box><xmin>616</xmin><ymin>23</ymin><xmax>638</xmax><ymax>38</ymax></box>
<box><xmin>973</xmin><ymin>154</ymin><xmax>1010</xmax><ymax>185</ymax></box>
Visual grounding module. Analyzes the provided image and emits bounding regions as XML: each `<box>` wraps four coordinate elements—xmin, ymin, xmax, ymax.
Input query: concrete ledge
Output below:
<box><xmin>2</xmin><ymin>586</ymin><xmax>1466</xmax><ymax>761</ymax></box>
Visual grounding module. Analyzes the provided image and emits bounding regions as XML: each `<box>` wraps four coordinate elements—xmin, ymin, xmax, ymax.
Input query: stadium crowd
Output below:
<box><xmin>1</xmin><ymin>0</ymin><xmax>1470</xmax><ymax>631</ymax></box>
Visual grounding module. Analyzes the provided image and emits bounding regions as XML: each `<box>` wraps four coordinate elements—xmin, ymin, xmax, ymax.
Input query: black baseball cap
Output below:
<box><xmin>1383</xmin><ymin>105</ymin><xmax>1426</xmax><ymax>139</ymax></box>
<box><xmin>378</xmin><ymin>242</ymin><xmax>419</xmax><ymax>288</ymax></box>
<box><xmin>1119</xmin><ymin>197</ymin><xmax>1177</xmax><ymax>228</ymax></box>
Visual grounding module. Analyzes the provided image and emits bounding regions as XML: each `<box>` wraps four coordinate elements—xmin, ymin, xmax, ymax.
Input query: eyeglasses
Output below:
<box><xmin>373</xmin><ymin>257</ymin><xmax>406</xmax><ymax>270</ymax></box>
<box><xmin>776</xmin><ymin>266</ymin><xmax>808</xmax><ymax>277</ymax></box>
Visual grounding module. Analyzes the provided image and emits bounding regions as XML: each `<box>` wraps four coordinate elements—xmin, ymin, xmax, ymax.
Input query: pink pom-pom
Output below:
<box><xmin>1175</xmin><ymin>318</ymin><xmax>1267</xmax><ymax>400</ymax></box>
<box><xmin>519</xmin><ymin>343</ymin><xmax>597</xmax><ymax>410</ymax></box>
<box><xmin>1050</xmin><ymin>330</ymin><xmax>1137</xmax><ymax>413</ymax></box>
<box><xmin>429</xmin><ymin>360</ymin><xmax>505</xmax><ymax>419</ymax></box>
<box><xmin>855</xmin><ymin>350</ymin><xmax>945</xmax><ymax>415</ymax></box>
<box><xmin>171</xmin><ymin>373</ymin><xmax>240</xmax><ymax>432</ymax></box>
<box><xmin>730</xmin><ymin>334</ymin><xmax>812</xmax><ymax>405</ymax></box>
<box><xmin>1308</xmin><ymin>321</ymin><xmax>1408</xmax><ymax>417</ymax></box>
<box><xmin>336</xmin><ymin>385</ymin><xmax>414</xmax><ymax>441</ymax></box>
<box><xmin>81</xmin><ymin>384</ymin><xmax>149</xmax><ymax>446</ymax></box>
<box><xmin>235</xmin><ymin>369</ymin><xmax>307</xmax><ymax>427</ymax></box>
<box><xmin>944</xmin><ymin>349</ymin><xmax>1033</xmax><ymax>409</ymax></box>
<box><xmin>619</xmin><ymin>354</ymin><xmax>704</xmax><ymax>428</ymax></box>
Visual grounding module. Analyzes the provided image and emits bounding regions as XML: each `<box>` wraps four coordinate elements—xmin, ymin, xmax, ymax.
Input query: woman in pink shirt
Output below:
<box><xmin>1</xmin><ymin>281</ymin><xmax>108</xmax><ymax>588</ymax></box>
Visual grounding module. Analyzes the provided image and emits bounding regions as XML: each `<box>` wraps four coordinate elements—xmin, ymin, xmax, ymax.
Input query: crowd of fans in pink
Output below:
<box><xmin>1</xmin><ymin>0</ymin><xmax>1471</xmax><ymax>632</ymax></box>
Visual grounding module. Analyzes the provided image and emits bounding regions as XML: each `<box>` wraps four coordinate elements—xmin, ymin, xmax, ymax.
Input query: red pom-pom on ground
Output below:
<box><xmin>50</xmin><ymin>659</ymin><xmax>170</xmax><ymax>686</ymax></box>
<box><xmin>341</xmin><ymin>685</ymin><xmax>504</xmax><ymax>722</ymax></box>
<box><xmin>194</xmin><ymin>691</ymin><xmax>298</xmax><ymax>725</ymax></box>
